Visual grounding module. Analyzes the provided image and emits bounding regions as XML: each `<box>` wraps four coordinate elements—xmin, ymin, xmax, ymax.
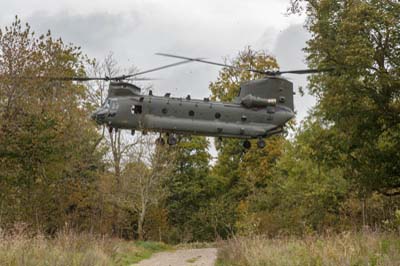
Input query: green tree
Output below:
<box><xmin>165</xmin><ymin>136</ymin><xmax>220</xmax><ymax>242</ymax></box>
<box><xmin>254</xmin><ymin>116</ymin><xmax>349</xmax><ymax>235</ymax></box>
<box><xmin>0</xmin><ymin>17</ymin><xmax>103</xmax><ymax>233</ymax></box>
<box><xmin>292</xmin><ymin>0</ymin><xmax>400</xmax><ymax>196</ymax></box>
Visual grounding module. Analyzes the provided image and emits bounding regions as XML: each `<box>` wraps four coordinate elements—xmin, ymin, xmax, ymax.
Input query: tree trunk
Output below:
<box><xmin>137</xmin><ymin>202</ymin><xmax>146</xmax><ymax>240</ymax></box>
<box><xmin>362</xmin><ymin>197</ymin><xmax>367</xmax><ymax>228</ymax></box>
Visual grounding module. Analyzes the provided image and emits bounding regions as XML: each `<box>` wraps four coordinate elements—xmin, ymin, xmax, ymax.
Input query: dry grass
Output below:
<box><xmin>217</xmin><ymin>232</ymin><xmax>400</xmax><ymax>266</ymax></box>
<box><xmin>0</xmin><ymin>226</ymin><xmax>169</xmax><ymax>266</ymax></box>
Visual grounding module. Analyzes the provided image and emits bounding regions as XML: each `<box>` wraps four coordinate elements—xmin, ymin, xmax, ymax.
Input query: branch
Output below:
<box><xmin>379</xmin><ymin>190</ymin><xmax>400</xmax><ymax>197</ymax></box>
<box><xmin>379</xmin><ymin>185</ymin><xmax>400</xmax><ymax>197</ymax></box>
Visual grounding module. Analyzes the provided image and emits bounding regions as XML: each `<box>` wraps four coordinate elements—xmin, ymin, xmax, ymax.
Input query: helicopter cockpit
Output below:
<box><xmin>91</xmin><ymin>98</ymin><xmax>119</xmax><ymax>124</ymax></box>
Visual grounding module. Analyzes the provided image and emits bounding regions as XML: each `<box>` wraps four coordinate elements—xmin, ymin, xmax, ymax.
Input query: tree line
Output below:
<box><xmin>0</xmin><ymin>0</ymin><xmax>399</xmax><ymax>242</ymax></box>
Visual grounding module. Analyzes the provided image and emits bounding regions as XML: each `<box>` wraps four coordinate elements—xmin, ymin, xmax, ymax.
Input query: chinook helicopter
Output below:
<box><xmin>85</xmin><ymin>53</ymin><xmax>323</xmax><ymax>149</ymax></box>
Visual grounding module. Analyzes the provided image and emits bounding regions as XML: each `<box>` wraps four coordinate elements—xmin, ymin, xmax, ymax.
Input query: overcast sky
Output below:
<box><xmin>1</xmin><ymin>0</ymin><xmax>316</xmax><ymax>125</ymax></box>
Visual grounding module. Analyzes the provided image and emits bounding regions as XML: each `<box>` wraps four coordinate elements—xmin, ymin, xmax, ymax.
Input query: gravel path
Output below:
<box><xmin>132</xmin><ymin>248</ymin><xmax>217</xmax><ymax>266</ymax></box>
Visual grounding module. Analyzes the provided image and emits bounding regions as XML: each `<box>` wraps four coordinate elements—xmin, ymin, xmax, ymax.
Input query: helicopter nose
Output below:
<box><xmin>91</xmin><ymin>109</ymin><xmax>107</xmax><ymax>124</ymax></box>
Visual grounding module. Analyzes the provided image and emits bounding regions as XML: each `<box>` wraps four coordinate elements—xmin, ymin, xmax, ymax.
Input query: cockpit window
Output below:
<box><xmin>102</xmin><ymin>99</ymin><xmax>118</xmax><ymax>111</ymax></box>
<box><xmin>109</xmin><ymin>99</ymin><xmax>119</xmax><ymax>111</ymax></box>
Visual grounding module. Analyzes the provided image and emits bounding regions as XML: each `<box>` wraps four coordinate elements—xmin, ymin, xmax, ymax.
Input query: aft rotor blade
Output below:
<box><xmin>156</xmin><ymin>53</ymin><xmax>266</xmax><ymax>75</ymax></box>
<box><xmin>127</xmin><ymin>77</ymin><xmax>158</xmax><ymax>81</ymax></box>
<box><xmin>277</xmin><ymin>69</ymin><xmax>333</xmax><ymax>75</ymax></box>
<box><xmin>157</xmin><ymin>53</ymin><xmax>334</xmax><ymax>76</ymax></box>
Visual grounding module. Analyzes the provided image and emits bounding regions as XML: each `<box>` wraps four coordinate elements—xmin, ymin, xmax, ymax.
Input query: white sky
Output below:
<box><xmin>1</xmin><ymin>0</ymin><xmax>316</xmax><ymax>151</ymax></box>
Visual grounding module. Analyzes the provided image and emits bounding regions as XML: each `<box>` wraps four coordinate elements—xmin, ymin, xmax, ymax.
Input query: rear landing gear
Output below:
<box><xmin>257</xmin><ymin>138</ymin><xmax>266</xmax><ymax>149</ymax></box>
<box><xmin>243</xmin><ymin>138</ymin><xmax>266</xmax><ymax>149</ymax></box>
<box><xmin>156</xmin><ymin>134</ymin><xmax>178</xmax><ymax>146</ymax></box>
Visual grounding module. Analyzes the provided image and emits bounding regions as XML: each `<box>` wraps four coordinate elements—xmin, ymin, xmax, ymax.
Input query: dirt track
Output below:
<box><xmin>132</xmin><ymin>248</ymin><xmax>217</xmax><ymax>266</ymax></box>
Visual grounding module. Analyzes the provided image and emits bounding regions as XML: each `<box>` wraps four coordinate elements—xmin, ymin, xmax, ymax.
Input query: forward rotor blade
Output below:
<box><xmin>1</xmin><ymin>75</ymin><xmax>111</xmax><ymax>81</ymax></box>
<box><xmin>49</xmin><ymin>77</ymin><xmax>110</xmax><ymax>81</ymax></box>
<box><xmin>115</xmin><ymin>59</ymin><xmax>198</xmax><ymax>80</ymax></box>
<box><xmin>156</xmin><ymin>53</ymin><xmax>266</xmax><ymax>75</ymax></box>
<box><xmin>4</xmin><ymin>59</ymin><xmax>197</xmax><ymax>82</ymax></box>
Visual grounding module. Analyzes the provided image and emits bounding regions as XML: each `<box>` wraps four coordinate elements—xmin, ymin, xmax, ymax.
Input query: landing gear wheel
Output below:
<box><xmin>243</xmin><ymin>140</ymin><xmax>251</xmax><ymax>149</ymax></box>
<box><xmin>167</xmin><ymin>135</ymin><xmax>177</xmax><ymax>146</ymax></box>
<box><xmin>155</xmin><ymin>137</ymin><xmax>165</xmax><ymax>146</ymax></box>
<box><xmin>257</xmin><ymin>138</ymin><xmax>266</xmax><ymax>149</ymax></box>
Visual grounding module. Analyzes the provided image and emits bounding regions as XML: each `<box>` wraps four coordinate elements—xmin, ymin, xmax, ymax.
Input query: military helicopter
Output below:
<box><xmin>78</xmin><ymin>53</ymin><xmax>323</xmax><ymax>149</ymax></box>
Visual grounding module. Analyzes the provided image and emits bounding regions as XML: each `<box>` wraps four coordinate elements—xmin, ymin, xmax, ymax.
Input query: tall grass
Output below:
<box><xmin>0</xmin><ymin>226</ymin><xmax>169</xmax><ymax>266</ymax></box>
<box><xmin>217</xmin><ymin>231</ymin><xmax>400</xmax><ymax>266</ymax></box>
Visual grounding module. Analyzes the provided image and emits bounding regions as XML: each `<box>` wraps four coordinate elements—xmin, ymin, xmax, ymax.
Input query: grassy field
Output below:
<box><xmin>0</xmin><ymin>229</ymin><xmax>170</xmax><ymax>266</ymax></box>
<box><xmin>2</xmin><ymin>228</ymin><xmax>400</xmax><ymax>266</ymax></box>
<box><xmin>217</xmin><ymin>232</ymin><xmax>400</xmax><ymax>266</ymax></box>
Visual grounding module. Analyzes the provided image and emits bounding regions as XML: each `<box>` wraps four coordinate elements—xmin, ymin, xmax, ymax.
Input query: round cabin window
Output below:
<box><xmin>189</xmin><ymin>110</ymin><xmax>195</xmax><ymax>117</ymax></box>
<box><xmin>215</xmin><ymin>112</ymin><xmax>221</xmax><ymax>119</ymax></box>
<box><xmin>162</xmin><ymin>108</ymin><xmax>168</xmax><ymax>114</ymax></box>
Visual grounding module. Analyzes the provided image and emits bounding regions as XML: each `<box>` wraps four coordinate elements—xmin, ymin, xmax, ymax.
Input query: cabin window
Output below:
<box><xmin>131</xmin><ymin>105</ymin><xmax>142</xmax><ymax>114</ymax></box>
<box><xmin>215</xmin><ymin>112</ymin><xmax>221</xmax><ymax>119</ymax></box>
<box><xmin>162</xmin><ymin>108</ymin><xmax>168</xmax><ymax>114</ymax></box>
<box><xmin>189</xmin><ymin>110</ymin><xmax>195</xmax><ymax>117</ymax></box>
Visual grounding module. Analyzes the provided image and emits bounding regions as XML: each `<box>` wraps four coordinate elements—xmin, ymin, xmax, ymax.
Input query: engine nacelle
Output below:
<box><xmin>240</xmin><ymin>94</ymin><xmax>276</xmax><ymax>108</ymax></box>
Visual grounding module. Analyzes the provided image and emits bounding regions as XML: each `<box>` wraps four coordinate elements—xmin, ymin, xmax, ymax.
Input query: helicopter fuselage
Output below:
<box><xmin>93</xmin><ymin>92</ymin><xmax>294</xmax><ymax>139</ymax></box>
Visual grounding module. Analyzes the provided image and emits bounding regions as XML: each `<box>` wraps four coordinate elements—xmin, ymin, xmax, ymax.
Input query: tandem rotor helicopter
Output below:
<box><xmin>58</xmin><ymin>53</ymin><xmax>326</xmax><ymax>149</ymax></box>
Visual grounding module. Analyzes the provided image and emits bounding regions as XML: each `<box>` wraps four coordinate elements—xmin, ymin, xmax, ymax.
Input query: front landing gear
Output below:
<box><xmin>243</xmin><ymin>140</ymin><xmax>251</xmax><ymax>149</ymax></box>
<box><xmin>155</xmin><ymin>137</ymin><xmax>165</xmax><ymax>145</ymax></box>
<box><xmin>167</xmin><ymin>134</ymin><xmax>177</xmax><ymax>146</ymax></box>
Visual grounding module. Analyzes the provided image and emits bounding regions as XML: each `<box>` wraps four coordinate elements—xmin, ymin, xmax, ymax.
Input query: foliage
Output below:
<box><xmin>119</xmin><ymin>136</ymin><xmax>175</xmax><ymax>240</ymax></box>
<box><xmin>165</xmin><ymin>136</ymin><xmax>220</xmax><ymax>242</ymax></box>
<box><xmin>250</xmin><ymin>117</ymin><xmax>349</xmax><ymax>235</ymax></box>
<box><xmin>0</xmin><ymin>16</ymin><xmax>104</xmax><ymax>233</ymax></box>
<box><xmin>294</xmin><ymin>0</ymin><xmax>400</xmax><ymax>196</ymax></box>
